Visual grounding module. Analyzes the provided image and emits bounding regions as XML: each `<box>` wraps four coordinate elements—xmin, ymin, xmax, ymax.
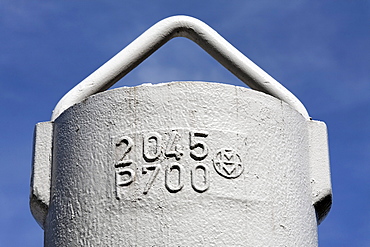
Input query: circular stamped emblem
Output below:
<box><xmin>213</xmin><ymin>148</ymin><xmax>244</xmax><ymax>178</ymax></box>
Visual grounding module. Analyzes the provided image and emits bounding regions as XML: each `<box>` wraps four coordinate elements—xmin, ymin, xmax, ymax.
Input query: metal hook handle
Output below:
<box><xmin>51</xmin><ymin>15</ymin><xmax>309</xmax><ymax>120</ymax></box>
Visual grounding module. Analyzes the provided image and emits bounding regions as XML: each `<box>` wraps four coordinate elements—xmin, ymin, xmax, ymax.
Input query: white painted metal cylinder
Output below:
<box><xmin>44</xmin><ymin>81</ymin><xmax>320</xmax><ymax>246</ymax></box>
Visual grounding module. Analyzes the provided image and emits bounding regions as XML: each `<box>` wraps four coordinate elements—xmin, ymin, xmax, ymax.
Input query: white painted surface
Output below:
<box><xmin>31</xmin><ymin>15</ymin><xmax>332</xmax><ymax>246</ymax></box>
<box><xmin>308</xmin><ymin>120</ymin><xmax>332</xmax><ymax>224</ymax></box>
<box><xmin>30</xmin><ymin>121</ymin><xmax>53</xmax><ymax>229</ymax></box>
<box><xmin>51</xmin><ymin>15</ymin><xmax>309</xmax><ymax>121</ymax></box>
<box><xmin>34</xmin><ymin>82</ymin><xmax>328</xmax><ymax>246</ymax></box>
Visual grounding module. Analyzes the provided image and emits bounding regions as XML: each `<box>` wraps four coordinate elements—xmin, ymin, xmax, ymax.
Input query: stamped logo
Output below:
<box><xmin>213</xmin><ymin>148</ymin><xmax>243</xmax><ymax>178</ymax></box>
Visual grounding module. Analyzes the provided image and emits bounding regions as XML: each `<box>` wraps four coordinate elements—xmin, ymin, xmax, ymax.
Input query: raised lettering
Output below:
<box><xmin>142</xmin><ymin>164</ymin><xmax>161</xmax><ymax>194</ymax></box>
<box><xmin>165</xmin><ymin>162</ymin><xmax>184</xmax><ymax>193</ymax></box>
<box><xmin>143</xmin><ymin>132</ymin><xmax>162</xmax><ymax>162</ymax></box>
<box><xmin>189</xmin><ymin>131</ymin><xmax>209</xmax><ymax>160</ymax></box>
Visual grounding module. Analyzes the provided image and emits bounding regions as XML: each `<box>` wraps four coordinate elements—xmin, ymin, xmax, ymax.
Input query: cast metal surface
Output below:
<box><xmin>30</xmin><ymin>16</ymin><xmax>332</xmax><ymax>246</ymax></box>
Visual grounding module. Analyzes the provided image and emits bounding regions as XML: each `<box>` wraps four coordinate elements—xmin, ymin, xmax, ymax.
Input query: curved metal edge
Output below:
<box><xmin>51</xmin><ymin>15</ymin><xmax>309</xmax><ymax>121</ymax></box>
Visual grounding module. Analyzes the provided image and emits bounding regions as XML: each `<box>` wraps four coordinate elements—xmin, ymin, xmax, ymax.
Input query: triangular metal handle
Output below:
<box><xmin>52</xmin><ymin>15</ymin><xmax>309</xmax><ymax>120</ymax></box>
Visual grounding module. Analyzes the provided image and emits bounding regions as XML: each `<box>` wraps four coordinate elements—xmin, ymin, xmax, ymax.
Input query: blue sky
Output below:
<box><xmin>1</xmin><ymin>1</ymin><xmax>369</xmax><ymax>246</ymax></box>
